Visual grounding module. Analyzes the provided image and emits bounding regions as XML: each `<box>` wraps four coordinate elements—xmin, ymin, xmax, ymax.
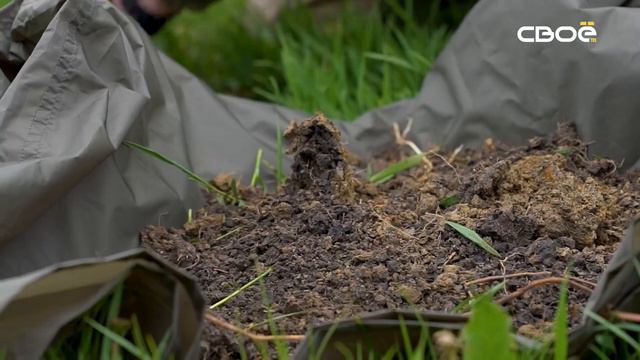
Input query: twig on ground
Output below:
<box><xmin>205</xmin><ymin>312</ymin><xmax>305</xmax><ymax>342</ymax></box>
<box><xmin>465</xmin><ymin>271</ymin><xmax>552</xmax><ymax>286</ymax></box>
<box><xmin>568</xmin><ymin>277</ymin><xmax>597</xmax><ymax>288</ymax></box>
<box><xmin>496</xmin><ymin>277</ymin><xmax>593</xmax><ymax>305</ymax></box>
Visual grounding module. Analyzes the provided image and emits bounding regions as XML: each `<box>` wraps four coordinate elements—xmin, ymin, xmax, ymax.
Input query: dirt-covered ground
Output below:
<box><xmin>141</xmin><ymin>115</ymin><xmax>640</xmax><ymax>358</ymax></box>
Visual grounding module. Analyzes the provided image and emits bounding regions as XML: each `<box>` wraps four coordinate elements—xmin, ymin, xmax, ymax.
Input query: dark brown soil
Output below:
<box><xmin>141</xmin><ymin>115</ymin><xmax>640</xmax><ymax>358</ymax></box>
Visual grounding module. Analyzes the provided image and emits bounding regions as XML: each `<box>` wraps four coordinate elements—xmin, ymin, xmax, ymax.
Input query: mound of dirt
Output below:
<box><xmin>141</xmin><ymin>115</ymin><xmax>640</xmax><ymax>358</ymax></box>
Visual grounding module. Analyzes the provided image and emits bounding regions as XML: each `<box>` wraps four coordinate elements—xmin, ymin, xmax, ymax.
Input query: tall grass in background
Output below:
<box><xmin>155</xmin><ymin>0</ymin><xmax>281</xmax><ymax>98</ymax></box>
<box><xmin>257</xmin><ymin>2</ymin><xmax>449</xmax><ymax>120</ymax></box>
<box><xmin>156</xmin><ymin>0</ymin><xmax>451</xmax><ymax>120</ymax></box>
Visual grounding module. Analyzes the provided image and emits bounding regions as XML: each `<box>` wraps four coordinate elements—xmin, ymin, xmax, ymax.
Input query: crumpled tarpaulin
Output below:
<box><xmin>1</xmin><ymin>0</ymin><xmax>640</xmax><ymax>357</ymax></box>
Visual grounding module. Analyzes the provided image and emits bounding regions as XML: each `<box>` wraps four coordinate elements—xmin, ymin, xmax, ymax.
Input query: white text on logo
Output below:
<box><xmin>517</xmin><ymin>22</ymin><xmax>597</xmax><ymax>43</ymax></box>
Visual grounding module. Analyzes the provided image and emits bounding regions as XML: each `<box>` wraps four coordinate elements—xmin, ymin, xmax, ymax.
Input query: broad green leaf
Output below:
<box><xmin>463</xmin><ymin>299</ymin><xmax>516</xmax><ymax>360</ymax></box>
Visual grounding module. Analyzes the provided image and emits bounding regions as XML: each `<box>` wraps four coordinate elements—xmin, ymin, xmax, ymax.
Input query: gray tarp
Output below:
<box><xmin>1</xmin><ymin>0</ymin><xmax>640</xmax><ymax>357</ymax></box>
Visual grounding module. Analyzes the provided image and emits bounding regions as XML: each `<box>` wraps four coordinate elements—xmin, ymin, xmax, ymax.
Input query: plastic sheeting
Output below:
<box><xmin>1</xmin><ymin>0</ymin><xmax>640</xmax><ymax>357</ymax></box>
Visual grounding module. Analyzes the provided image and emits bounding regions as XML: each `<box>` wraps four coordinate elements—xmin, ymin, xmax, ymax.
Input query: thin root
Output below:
<box><xmin>496</xmin><ymin>277</ymin><xmax>593</xmax><ymax>305</ymax></box>
<box><xmin>205</xmin><ymin>312</ymin><xmax>305</xmax><ymax>342</ymax></box>
<box><xmin>465</xmin><ymin>271</ymin><xmax>552</xmax><ymax>286</ymax></box>
<box><xmin>612</xmin><ymin>310</ymin><xmax>640</xmax><ymax>323</ymax></box>
<box><xmin>393</xmin><ymin>121</ymin><xmax>434</xmax><ymax>171</ymax></box>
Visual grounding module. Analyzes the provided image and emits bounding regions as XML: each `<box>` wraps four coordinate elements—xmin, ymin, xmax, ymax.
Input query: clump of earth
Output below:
<box><xmin>141</xmin><ymin>115</ymin><xmax>640</xmax><ymax>358</ymax></box>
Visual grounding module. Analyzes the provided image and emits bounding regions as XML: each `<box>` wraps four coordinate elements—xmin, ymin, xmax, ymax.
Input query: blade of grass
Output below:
<box><xmin>124</xmin><ymin>141</ymin><xmax>235</xmax><ymax>202</ymax></box>
<box><xmin>187</xmin><ymin>209</ymin><xmax>193</xmax><ymax>224</ymax></box>
<box><xmin>588</xmin><ymin>343</ymin><xmax>611</xmax><ymax>360</ymax></box>
<box><xmin>215</xmin><ymin>225</ymin><xmax>244</xmax><ymax>242</ymax></box>
<box><xmin>130</xmin><ymin>314</ymin><xmax>148</xmax><ymax>356</ymax></box>
<box><xmin>311</xmin><ymin>322</ymin><xmax>340</xmax><ymax>360</ymax></box>
<box><xmin>369</xmin><ymin>153</ymin><xmax>424</xmax><ymax>184</ymax></box>
<box><xmin>84</xmin><ymin>317</ymin><xmax>149</xmax><ymax>360</ymax></box>
<box><xmin>145</xmin><ymin>334</ymin><xmax>158</xmax><ymax>356</ymax></box>
<box><xmin>413</xmin><ymin>311</ymin><xmax>438</xmax><ymax>360</ymax></box>
<box><xmin>453</xmin><ymin>281</ymin><xmax>505</xmax><ymax>313</ymax></box>
<box><xmin>100</xmin><ymin>283</ymin><xmax>124</xmax><ymax>359</ymax></box>
<box><xmin>210</xmin><ymin>268</ymin><xmax>273</xmax><ymax>309</ymax></box>
<box><xmin>334</xmin><ymin>342</ymin><xmax>355</xmax><ymax>360</ymax></box>
<box><xmin>446</xmin><ymin>221</ymin><xmax>500</xmax><ymax>257</ymax></box>
<box><xmin>153</xmin><ymin>331</ymin><xmax>171</xmax><ymax>360</ymax></box>
<box><xmin>398</xmin><ymin>315</ymin><xmax>413</xmax><ymax>356</ymax></box>
<box><xmin>585</xmin><ymin>309</ymin><xmax>640</xmax><ymax>353</ymax></box>
<box><xmin>276</xmin><ymin>124</ymin><xmax>286</xmax><ymax>186</ymax></box>
<box><xmin>364</xmin><ymin>52</ymin><xmax>417</xmax><ymax>72</ymax></box>
<box><xmin>250</xmin><ymin>148</ymin><xmax>263</xmax><ymax>187</ymax></box>
<box><xmin>553</xmin><ymin>278</ymin><xmax>568</xmax><ymax>360</ymax></box>
<box><xmin>266</xmin><ymin>307</ymin><xmax>289</xmax><ymax>359</ymax></box>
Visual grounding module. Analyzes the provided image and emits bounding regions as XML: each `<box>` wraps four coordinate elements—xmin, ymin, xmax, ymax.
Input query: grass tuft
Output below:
<box><xmin>156</xmin><ymin>0</ymin><xmax>449</xmax><ymax>121</ymax></box>
<box><xmin>124</xmin><ymin>141</ymin><xmax>242</xmax><ymax>205</ymax></box>
<box><xmin>585</xmin><ymin>309</ymin><xmax>640</xmax><ymax>353</ymax></box>
<box><xmin>44</xmin><ymin>282</ymin><xmax>171</xmax><ymax>359</ymax></box>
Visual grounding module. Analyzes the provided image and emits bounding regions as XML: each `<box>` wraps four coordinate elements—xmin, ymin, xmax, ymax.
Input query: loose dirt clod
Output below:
<box><xmin>283</xmin><ymin>114</ymin><xmax>356</xmax><ymax>202</ymax></box>
<box><xmin>141</xmin><ymin>120</ymin><xmax>640</xmax><ymax>358</ymax></box>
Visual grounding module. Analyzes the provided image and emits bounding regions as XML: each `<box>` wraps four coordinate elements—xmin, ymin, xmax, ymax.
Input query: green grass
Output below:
<box><xmin>445</xmin><ymin>220</ymin><xmax>501</xmax><ymax>257</ymax></box>
<box><xmin>155</xmin><ymin>0</ymin><xmax>281</xmax><ymax>98</ymax></box>
<box><xmin>40</xmin><ymin>262</ymin><xmax>640</xmax><ymax>359</ymax></box>
<box><xmin>124</xmin><ymin>141</ymin><xmax>243</xmax><ymax>205</ymax></box>
<box><xmin>297</xmin><ymin>298</ymin><xmax>640</xmax><ymax>360</ymax></box>
<box><xmin>553</xmin><ymin>279</ymin><xmax>569</xmax><ymax>360</ymax></box>
<box><xmin>43</xmin><ymin>282</ymin><xmax>172</xmax><ymax>359</ymax></box>
<box><xmin>369</xmin><ymin>153</ymin><xmax>425</xmax><ymax>184</ymax></box>
<box><xmin>250</xmin><ymin>148</ymin><xmax>265</xmax><ymax>188</ymax></box>
<box><xmin>463</xmin><ymin>298</ymin><xmax>516</xmax><ymax>360</ymax></box>
<box><xmin>156</xmin><ymin>0</ymin><xmax>450</xmax><ymax>120</ymax></box>
<box><xmin>209</xmin><ymin>268</ymin><xmax>272</xmax><ymax>309</ymax></box>
<box><xmin>439</xmin><ymin>194</ymin><xmax>460</xmax><ymax>209</ymax></box>
<box><xmin>255</xmin><ymin>1</ymin><xmax>449</xmax><ymax>120</ymax></box>
<box><xmin>275</xmin><ymin>124</ymin><xmax>286</xmax><ymax>186</ymax></box>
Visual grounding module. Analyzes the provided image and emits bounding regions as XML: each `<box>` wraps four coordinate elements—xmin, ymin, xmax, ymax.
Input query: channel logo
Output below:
<box><xmin>517</xmin><ymin>21</ymin><xmax>597</xmax><ymax>43</ymax></box>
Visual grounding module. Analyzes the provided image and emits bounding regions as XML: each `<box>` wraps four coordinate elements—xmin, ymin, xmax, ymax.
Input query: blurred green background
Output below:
<box><xmin>1</xmin><ymin>0</ymin><xmax>475</xmax><ymax>120</ymax></box>
<box><xmin>155</xmin><ymin>0</ymin><xmax>474</xmax><ymax>120</ymax></box>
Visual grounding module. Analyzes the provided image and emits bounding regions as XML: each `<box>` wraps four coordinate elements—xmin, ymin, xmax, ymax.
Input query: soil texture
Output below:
<box><xmin>141</xmin><ymin>115</ymin><xmax>640</xmax><ymax>358</ymax></box>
